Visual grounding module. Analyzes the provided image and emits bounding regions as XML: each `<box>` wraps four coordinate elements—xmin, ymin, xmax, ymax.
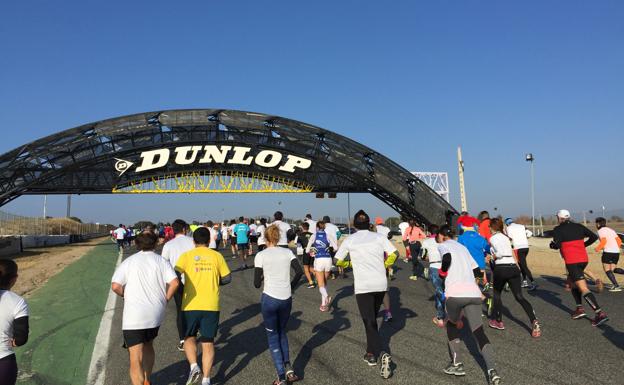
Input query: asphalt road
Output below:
<box><xmin>104</xmin><ymin>247</ymin><xmax>624</xmax><ymax>385</ymax></box>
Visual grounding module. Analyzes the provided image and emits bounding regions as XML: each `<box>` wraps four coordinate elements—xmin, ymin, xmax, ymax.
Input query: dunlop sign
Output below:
<box><xmin>114</xmin><ymin>145</ymin><xmax>312</xmax><ymax>176</ymax></box>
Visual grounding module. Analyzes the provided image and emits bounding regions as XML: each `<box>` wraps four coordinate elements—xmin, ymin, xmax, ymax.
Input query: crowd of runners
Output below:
<box><xmin>1</xmin><ymin>208</ymin><xmax>622</xmax><ymax>385</ymax></box>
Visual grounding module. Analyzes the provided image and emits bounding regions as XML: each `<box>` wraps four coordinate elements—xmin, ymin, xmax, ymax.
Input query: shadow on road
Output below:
<box><xmin>292</xmin><ymin>286</ymin><xmax>352</xmax><ymax>379</ymax></box>
<box><xmin>380</xmin><ymin>286</ymin><xmax>417</xmax><ymax>355</ymax></box>
<box><xmin>530</xmin><ymin>276</ymin><xmax>574</xmax><ymax>315</ymax></box>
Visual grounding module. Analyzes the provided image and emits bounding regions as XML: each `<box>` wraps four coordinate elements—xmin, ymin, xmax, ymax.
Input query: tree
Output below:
<box><xmin>133</xmin><ymin>220</ymin><xmax>155</xmax><ymax>229</ymax></box>
<box><xmin>610</xmin><ymin>215</ymin><xmax>623</xmax><ymax>222</ymax></box>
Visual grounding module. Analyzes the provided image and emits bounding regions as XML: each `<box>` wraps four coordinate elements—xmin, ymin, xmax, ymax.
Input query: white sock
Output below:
<box><xmin>201</xmin><ymin>377</ymin><xmax>211</xmax><ymax>385</ymax></box>
<box><xmin>319</xmin><ymin>286</ymin><xmax>328</xmax><ymax>300</ymax></box>
<box><xmin>190</xmin><ymin>363</ymin><xmax>198</xmax><ymax>371</ymax></box>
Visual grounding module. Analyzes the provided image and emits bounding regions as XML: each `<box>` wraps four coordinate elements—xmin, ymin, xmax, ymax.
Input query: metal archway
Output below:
<box><xmin>0</xmin><ymin>109</ymin><xmax>456</xmax><ymax>225</ymax></box>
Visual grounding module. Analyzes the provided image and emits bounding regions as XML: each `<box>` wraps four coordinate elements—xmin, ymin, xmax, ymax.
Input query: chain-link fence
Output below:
<box><xmin>0</xmin><ymin>210</ymin><xmax>111</xmax><ymax>236</ymax></box>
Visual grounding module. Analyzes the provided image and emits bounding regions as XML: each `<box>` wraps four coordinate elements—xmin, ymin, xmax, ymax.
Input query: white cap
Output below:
<box><xmin>557</xmin><ymin>209</ymin><xmax>571</xmax><ymax>219</ymax></box>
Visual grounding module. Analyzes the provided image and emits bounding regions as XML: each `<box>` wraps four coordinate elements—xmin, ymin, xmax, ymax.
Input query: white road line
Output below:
<box><xmin>86</xmin><ymin>251</ymin><xmax>123</xmax><ymax>385</ymax></box>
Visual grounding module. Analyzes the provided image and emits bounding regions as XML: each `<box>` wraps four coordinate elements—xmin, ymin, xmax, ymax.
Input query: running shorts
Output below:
<box><xmin>249</xmin><ymin>235</ymin><xmax>258</xmax><ymax>243</ymax></box>
<box><xmin>601</xmin><ymin>252</ymin><xmax>620</xmax><ymax>265</ymax></box>
<box><xmin>230</xmin><ymin>237</ymin><xmax>237</xmax><ymax>245</ymax></box>
<box><xmin>123</xmin><ymin>326</ymin><xmax>159</xmax><ymax>348</ymax></box>
<box><xmin>237</xmin><ymin>243</ymin><xmax>249</xmax><ymax>251</ymax></box>
<box><xmin>183</xmin><ymin>310</ymin><xmax>220</xmax><ymax>342</ymax></box>
<box><xmin>566</xmin><ymin>262</ymin><xmax>588</xmax><ymax>282</ymax></box>
<box><xmin>314</xmin><ymin>257</ymin><xmax>333</xmax><ymax>272</ymax></box>
<box><xmin>302</xmin><ymin>253</ymin><xmax>314</xmax><ymax>266</ymax></box>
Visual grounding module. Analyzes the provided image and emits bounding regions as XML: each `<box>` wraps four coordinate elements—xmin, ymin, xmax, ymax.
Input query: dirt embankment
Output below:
<box><xmin>4</xmin><ymin>237</ymin><xmax>108</xmax><ymax>297</ymax></box>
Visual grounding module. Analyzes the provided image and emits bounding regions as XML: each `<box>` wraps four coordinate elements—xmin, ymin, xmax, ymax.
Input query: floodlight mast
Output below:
<box><xmin>457</xmin><ymin>146</ymin><xmax>467</xmax><ymax>213</ymax></box>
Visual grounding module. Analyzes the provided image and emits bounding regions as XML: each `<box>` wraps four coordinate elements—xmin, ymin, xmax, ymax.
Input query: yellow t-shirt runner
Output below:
<box><xmin>175</xmin><ymin>246</ymin><xmax>231</xmax><ymax>311</ymax></box>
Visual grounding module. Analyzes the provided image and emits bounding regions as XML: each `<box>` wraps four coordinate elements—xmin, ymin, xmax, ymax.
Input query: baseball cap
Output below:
<box><xmin>375</xmin><ymin>217</ymin><xmax>384</xmax><ymax>225</ymax></box>
<box><xmin>504</xmin><ymin>218</ymin><xmax>513</xmax><ymax>226</ymax></box>
<box><xmin>557</xmin><ymin>209</ymin><xmax>571</xmax><ymax>219</ymax></box>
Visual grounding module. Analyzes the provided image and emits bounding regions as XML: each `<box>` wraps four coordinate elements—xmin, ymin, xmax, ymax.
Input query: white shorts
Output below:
<box><xmin>314</xmin><ymin>258</ymin><xmax>333</xmax><ymax>272</ymax></box>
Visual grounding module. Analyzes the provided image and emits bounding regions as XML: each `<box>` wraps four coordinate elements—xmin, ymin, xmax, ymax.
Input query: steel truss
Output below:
<box><xmin>113</xmin><ymin>171</ymin><xmax>314</xmax><ymax>194</ymax></box>
<box><xmin>0</xmin><ymin>109</ymin><xmax>456</xmax><ymax>225</ymax></box>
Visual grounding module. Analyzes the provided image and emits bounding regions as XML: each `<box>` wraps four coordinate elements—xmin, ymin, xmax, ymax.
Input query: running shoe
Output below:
<box><xmin>595</xmin><ymin>279</ymin><xmax>605</xmax><ymax>293</ymax></box>
<box><xmin>363</xmin><ymin>353</ymin><xmax>377</xmax><ymax>366</ymax></box>
<box><xmin>482</xmin><ymin>282</ymin><xmax>492</xmax><ymax>292</ymax></box>
<box><xmin>504</xmin><ymin>283</ymin><xmax>510</xmax><ymax>292</ymax></box>
<box><xmin>177</xmin><ymin>340</ymin><xmax>185</xmax><ymax>352</ymax></box>
<box><xmin>531</xmin><ymin>320</ymin><xmax>542</xmax><ymax>338</ymax></box>
<box><xmin>591</xmin><ymin>311</ymin><xmax>609</xmax><ymax>327</ymax></box>
<box><xmin>527</xmin><ymin>282</ymin><xmax>538</xmax><ymax>291</ymax></box>
<box><xmin>608</xmin><ymin>285</ymin><xmax>622</xmax><ymax>292</ymax></box>
<box><xmin>186</xmin><ymin>366</ymin><xmax>202</xmax><ymax>385</ymax></box>
<box><xmin>306</xmin><ymin>282</ymin><xmax>316</xmax><ymax>289</ymax></box>
<box><xmin>488</xmin><ymin>319</ymin><xmax>505</xmax><ymax>330</ymax></box>
<box><xmin>383</xmin><ymin>311</ymin><xmax>393</xmax><ymax>322</ymax></box>
<box><xmin>285</xmin><ymin>363</ymin><xmax>299</xmax><ymax>382</ymax></box>
<box><xmin>379</xmin><ymin>352</ymin><xmax>392</xmax><ymax>379</ymax></box>
<box><xmin>432</xmin><ymin>317</ymin><xmax>445</xmax><ymax>328</ymax></box>
<box><xmin>571</xmin><ymin>306</ymin><xmax>586</xmax><ymax>320</ymax></box>
<box><xmin>488</xmin><ymin>369</ymin><xmax>501</xmax><ymax>385</ymax></box>
<box><xmin>443</xmin><ymin>362</ymin><xmax>465</xmax><ymax>376</ymax></box>
<box><xmin>326</xmin><ymin>295</ymin><xmax>333</xmax><ymax>308</ymax></box>
<box><xmin>521</xmin><ymin>279</ymin><xmax>529</xmax><ymax>288</ymax></box>
<box><xmin>423</xmin><ymin>268</ymin><xmax>430</xmax><ymax>280</ymax></box>
<box><xmin>271</xmin><ymin>380</ymin><xmax>287</xmax><ymax>385</ymax></box>
<box><xmin>409</xmin><ymin>275</ymin><xmax>418</xmax><ymax>281</ymax></box>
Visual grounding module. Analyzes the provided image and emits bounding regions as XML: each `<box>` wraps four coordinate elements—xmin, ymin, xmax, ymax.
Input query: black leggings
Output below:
<box><xmin>173</xmin><ymin>272</ymin><xmax>185</xmax><ymax>340</ymax></box>
<box><xmin>515</xmin><ymin>248</ymin><xmax>533</xmax><ymax>282</ymax></box>
<box><xmin>409</xmin><ymin>242</ymin><xmax>423</xmax><ymax>276</ymax></box>
<box><xmin>492</xmin><ymin>264</ymin><xmax>536</xmax><ymax>323</ymax></box>
<box><xmin>355</xmin><ymin>292</ymin><xmax>386</xmax><ymax>357</ymax></box>
<box><xmin>0</xmin><ymin>354</ymin><xmax>17</xmax><ymax>385</ymax></box>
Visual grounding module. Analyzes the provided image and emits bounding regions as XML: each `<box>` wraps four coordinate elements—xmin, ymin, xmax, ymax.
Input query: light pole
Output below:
<box><xmin>525</xmin><ymin>153</ymin><xmax>535</xmax><ymax>233</ymax></box>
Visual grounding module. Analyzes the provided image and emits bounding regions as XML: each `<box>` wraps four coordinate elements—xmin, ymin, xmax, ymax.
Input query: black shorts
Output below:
<box><xmin>183</xmin><ymin>311</ymin><xmax>220</xmax><ymax>342</ymax></box>
<box><xmin>302</xmin><ymin>253</ymin><xmax>314</xmax><ymax>266</ymax></box>
<box><xmin>123</xmin><ymin>326</ymin><xmax>159</xmax><ymax>348</ymax></box>
<box><xmin>249</xmin><ymin>235</ymin><xmax>258</xmax><ymax>243</ymax></box>
<box><xmin>237</xmin><ymin>243</ymin><xmax>249</xmax><ymax>251</ymax></box>
<box><xmin>566</xmin><ymin>262</ymin><xmax>588</xmax><ymax>282</ymax></box>
<box><xmin>230</xmin><ymin>237</ymin><xmax>237</xmax><ymax>245</ymax></box>
<box><xmin>602</xmin><ymin>252</ymin><xmax>620</xmax><ymax>265</ymax></box>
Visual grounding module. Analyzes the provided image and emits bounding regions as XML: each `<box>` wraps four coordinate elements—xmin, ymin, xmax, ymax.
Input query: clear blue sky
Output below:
<box><xmin>1</xmin><ymin>1</ymin><xmax>622</xmax><ymax>225</ymax></box>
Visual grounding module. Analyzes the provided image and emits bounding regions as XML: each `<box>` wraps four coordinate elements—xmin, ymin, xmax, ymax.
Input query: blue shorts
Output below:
<box><xmin>183</xmin><ymin>311</ymin><xmax>220</xmax><ymax>342</ymax></box>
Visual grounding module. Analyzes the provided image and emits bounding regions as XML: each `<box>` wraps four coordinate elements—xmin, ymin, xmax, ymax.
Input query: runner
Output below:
<box><xmin>375</xmin><ymin>217</ymin><xmax>391</xmax><ymax>239</ymax></box>
<box><xmin>298</xmin><ymin>222</ymin><xmax>316</xmax><ymax>288</ymax></box>
<box><xmin>456</xmin><ymin>211</ymin><xmax>480</xmax><ymax>234</ymax></box>
<box><xmin>488</xmin><ymin>218</ymin><xmax>541</xmax><ymax>337</ymax></box>
<box><xmin>322</xmin><ymin>216</ymin><xmax>343</xmax><ymax>278</ymax></box>
<box><xmin>162</xmin><ymin>219</ymin><xmax>196</xmax><ymax>351</ymax></box>
<box><xmin>272</xmin><ymin>211</ymin><xmax>295</xmax><ymax>248</ymax></box>
<box><xmin>234</xmin><ymin>217</ymin><xmax>251</xmax><ymax>270</ymax></box>
<box><xmin>306</xmin><ymin>221</ymin><xmax>338</xmax><ymax>311</ymax></box>
<box><xmin>257</xmin><ymin>218</ymin><xmax>268</xmax><ymax>252</ymax></box>
<box><xmin>114</xmin><ymin>224</ymin><xmax>126</xmax><ymax>252</ymax></box>
<box><xmin>254</xmin><ymin>224</ymin><xmax>304</xmax><ymax>385</ymax></box>
<box><xmin>477</xmin><ymin>211</ymin><xmax>492</xmax><ymax>241</ymax></box>
<box><xmin>205</xmin><ymin>221</ymin><xmax>219</xmax><ymax>251</ymax></box>
<box><xmin>504</xmin><ymin>218</ymin><xmax>536</xmax><ymax>290</ymax></box>
<box><xmin>228</xmin><ymin>219</ymin><xmax>238</xmax><ymax>257</ymax></box>
<box><xmin>220</xmin><ymin>222</ymin><xmax>229</xmax><ymax>250</ymax></box>
<box><xmin>550</xmin><ymin>209</ymin><xmax>608</xmax><ymax>326</ymax></box>
<box><xmin>175</xmin><ymin>227</ymin><xmax>232</xmax><ymax>385</ymax></box>
<box><xmin>0</xmin><ymin>259</ymin><xmax>29</xmax><ymax>385</ymax></box>
<box><xmin>249</xmin><ymin>219</ymin><xmax>258</xmax><ymax>256</ymax></box>
<box><xmin>436</xmin><ymin>225</ymin><xmax>501</xmax><ymax>385</ymax></box>
<box><xmin>335</xmin><ymin>210</ymin><xmax>397</xmax><ymax>379</ymax></box>
<box><xmin>402</xmin><ymin>219</ymin><xmax>426</xmax><ymax>280</ymax></box>
<box><xmin>422</xmin><ymin>225</ymin><xmax>446</xmax><ymax>327</ymax></box>
<box><xmin>304</xmin><ymin>214</ymin><xmax>317</xmax><ymax>234</ymax></box>
<box><xmin>457</xmin><ymin>227</ymin><xmax>490</xmax><ymax>289</ymax></box>
<box><xmin>594</xmin><ymin>217</ymin><xmax>622</xmax><ymax>292</ymax></box>
<box><xmin>111</xmin><ymin>232</ymin><xmax>179</xmax><ymax>385</ymax></box>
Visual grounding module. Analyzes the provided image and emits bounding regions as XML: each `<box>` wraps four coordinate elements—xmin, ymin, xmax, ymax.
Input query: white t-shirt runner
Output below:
<box><xmin>398</xmin><ymin>222</ymin><xmax>409</xmax><ymax>237</ymax></box>
<box><xmin>256</xmin><ymin>224</ymin><xmax>267</xmax><ymax>246</ymax></box>
<box><xmin>489</xmin><ymin>233</ymin><xmax>516</xmax><ymax>265</ymax></box>
<box><xmin>422</xmin><ymin>236</ymin><xmax>442</xmax><ymax>269</ymax></box>
<box><xmin>376</xmin><ymin>224</ymin><xmax>391</xmax><ymax>238</ymax></box>
<box><xmin>305</xmin><ymin>219</ymin><xmax>317</xmax><ymax>234</ymax></box>
<box><xmin>0</xmin><ymin>290</ymin><xmax>29</xmax><ymax>359</ymax></box>
<box><xmin>254</xmin><ymin>247</ymin><xmax>296</xmax><ymax>300</ymax></box>
<box><xmin>272</xmin><ymin>220</ymin><xmax>293</xmax><ymax>246</ymax></box>
<box><xmin>111</xmin><ymin>250</ymin><xmax>177</xmax><ymax>330</ymax></box>
<box><xmin>209</xmin><ymin>227</ymin><xmax>218</xmax><ymax>249</ymax></box>
<box><xmin>505</xmin><ymin>223</ymin><xmax>532</xmax><ymax>250</ymax></box>
<box><xmin>598</xmin><ymin>227</ymin><xmax>621</xmax><ymax>253</ymax></box>
<box><xmin>437</xmin><ymin>240</ymin><xmax>481</xmax><ymax>298</ymax></box>
<box><xmin>335</xmin><ymin>230</ymin><xmax>397</xmax><ymax>294</ymax></box>
<box><xmin>114</xmin><ymin>227</ymin><xmax>126</xmax><ymax>240</ymax></box>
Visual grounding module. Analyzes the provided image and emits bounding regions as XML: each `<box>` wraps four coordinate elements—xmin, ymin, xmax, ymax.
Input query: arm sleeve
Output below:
<box><xmin>253</xmin><ymin>267</ymin><xmax>263</xmax><ymax>288</ymax></box>
<box><xmin>12</xmin><ymin>316</ymin><xmax>29</xmax><ymax>346</ymax></box>
<box><xmin>551</xmin><ymin>228</ymin><xmax>561</xmax><ymax>250</ymax></box>
<box><xmin>220</xmin><ymin>273</ymin><xmax>232</xmax><ymax>286</ymax></box>
<box><xmin>583</xmin><ymin>227</ymin><xmax>599</xmax><ymax>247</ymax></box>
<box><xmin>290</xmin><ymin>258</ymin><xmax>304</xmax><ymax>290</ymax></box>
<box><xmin>617</xmin><ymin>237</ymin><xmax>622</xmax><ymax>248</ymax></box>
<box><xmin>595</xmin><ymin>238</ymin><xmax>607</xmax><ymax>252</ymax></box>
<box><xmin>305</xmin><ymin>233</ymin><xmax>316</xmax><ymax>253</ymax></box>
<box><xmin>440</xmin><ymin>252</ymin><xmax>452</xmax><ymax>277</ymax></box>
